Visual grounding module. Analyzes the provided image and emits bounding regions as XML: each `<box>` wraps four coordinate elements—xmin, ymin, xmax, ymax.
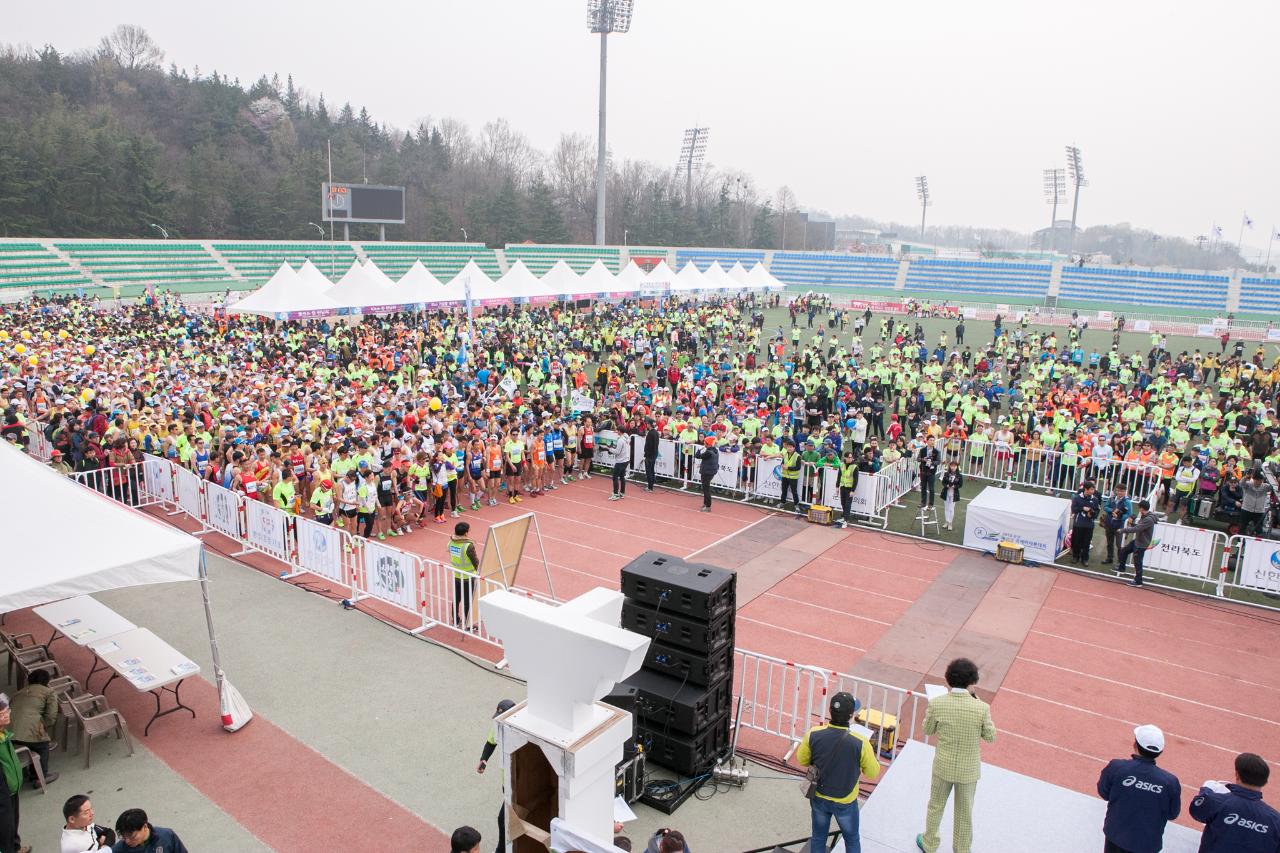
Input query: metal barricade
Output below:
<box><xmin>827</xmin><ymin>671</ymin><xmax>926</xmax><ymax>761</ymax></box>
<box><xmin>27</xmin><ymin>428</ymin><xmax>53</xmax><ymax>462</ymax></box>
<box><xmin>71</xmin><ymin>463</ymin><xmax>151</xmax><ymax>508</ymax></box>
<box><xmin>1221</xmin><ymin>535</ymin><xmax>1280</xmax><ymax>604</ymax></box>
<box><xmin>732</xmin><ymin>648</ymin><xmax>829</xmax><ymax>759</ymax></box>
<box><xmin>141</xmin><ymin>454</ymin><xmax>177</xmax><ymax>506</ymax></box>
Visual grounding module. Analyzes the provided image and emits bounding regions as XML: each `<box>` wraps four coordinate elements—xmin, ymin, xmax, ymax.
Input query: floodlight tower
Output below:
<box><xmin>1065</xmin><ymin>145</ymin><xmax>1087</xmax><ymax>258</ymax></box>
<box><xmin>1042</xmin><ymin>168</ymin><xmax>1066</xmax><ymax>251</ymax></box>
<box><xmin>676</xmin><ymin>127</ymin><xmax>709</xmax><ymax>205</ymax></box>
<box><xmin>915</xmin><ymin>176</ymin><xmax>931</xmax><ymax>241</ymax></box>
<box><xmin>588</xmin><ymin>0</ymin><xmax>634</xmax><ymax>246</ymax></box>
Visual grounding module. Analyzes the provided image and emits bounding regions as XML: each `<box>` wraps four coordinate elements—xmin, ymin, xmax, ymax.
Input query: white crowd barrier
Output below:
<box><xmin>1223</xmin><ymin>535</ymin><xmax>1280</xmax><ymax>599</ymax></box>
<box><xmin>732</xmin><ymin>649</ymin><xmax>829</xmax><ymax>758</ymax></box>
<box><xmin>28</xmin><ymin>428</ymin><xmax>54</xmax><ymax>462</ymax></box>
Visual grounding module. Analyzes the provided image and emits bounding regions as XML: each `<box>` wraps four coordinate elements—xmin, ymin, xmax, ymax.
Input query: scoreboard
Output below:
<box><xmin>322</xmin><ymin>182</ymin><xmax>405</xmax><ymax>225</ymax></box>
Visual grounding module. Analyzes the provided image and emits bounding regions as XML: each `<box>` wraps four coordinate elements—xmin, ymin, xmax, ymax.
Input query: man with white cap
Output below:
<box><xmin>1096</xmin><ymin>724</ymin><xmax>1181</xmax><ymax>853</ymax></box>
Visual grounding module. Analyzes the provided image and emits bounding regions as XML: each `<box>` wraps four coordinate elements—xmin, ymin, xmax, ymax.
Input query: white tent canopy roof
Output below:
<box><xmin>0</xmin><ymin>443</ymin><xmax>201</xmax><ymax>611</ymax></box>
<box><xmin>643</xmin><ymin>260</ymin><xmax>676</xmax><ymax>290</ymax></box>
<box><xmin>227</xmin><ymin>263</ymin><xmax>340</xmax><ymax>317</ymax></box>
<box><xmin>494</xmin><ymin>260</ymin><xmax>543</xmax><ymax>300</ymax></box>
<box><xmin>702</xmin><ymin>262</ymin><xmax>740</xmax><ymax>291</ymax></box>
<box><xmin>447</xmin><ymin>260</ymin><xmax>507</xmax><ymax>304</ymax></box>
<box><xmin>671</xmin><ymin>261</ymin><xmax>708</xmax><ymax>292</ymax></box>
<box><xmin>326</xmin><ymin>261</ymin><xmax>397</xmax><ymax>310</ymax></box>
<box><xmin>537</xmin><ymin>260</ymin><xmax>584</xmax><ymax>297</ymax></box>
<box><xmin>612</xmin><ymin>261</ymin><xmax>649</xmax><ymax>294</ymax></box>
<box><xmin>747</xmin><ymin>262</ymin><xmax>786</xmax><ymax>291</ymax></box>
<box><xmin>395</xmin><ymin>260</ymin><xmax>446</xmax><ymax>304</ymax></box>
<box><xmin>296</xmin><ymin>259</ymin><xmax>336</xmax><ymax>292</ymax></box>
<box><xmin>576</xmin><ymin>260</ymin><xmax>617</xmax><ymax>296</ymax></box>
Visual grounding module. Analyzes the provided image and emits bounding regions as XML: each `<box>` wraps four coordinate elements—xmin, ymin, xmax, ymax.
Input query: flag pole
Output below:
<box><xmin>1237</xmin><ymin>213</ymin><xmax>1247</xmax><ymax>265</ymax></box>
<box><xmin>1264</xmin><ymin>227</ymin><xmax>1276</xmax><ymax>285</ymax></box>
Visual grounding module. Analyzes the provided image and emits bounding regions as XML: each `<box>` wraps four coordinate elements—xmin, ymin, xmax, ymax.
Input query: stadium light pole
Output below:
<box><xmin>588</xmin><ymin>0</ymin><xmax>634</xmax><ymax>247</ymax></box>
<box><xmin>676</xmin><ymin>126</ymin><xmax>709</xmax><ymax>206</ymax></box>
<box><xmin>915</xmin><ymin>176</ymin><xmax>931</xmax><ymax>242</ymax></box>
<box><xmin>1065</xmin><ymin>146</ymin><xmax>1086</xmax><ymax>260</ymax></box>
<box><xmin>1042</xmin><ymin>168</ymin><xmax>1066</xmax><ymax>251</ymax></box>
<box><xmin>148</xmin><ymin>223</ymin><xmax>169</xmax><ymax>240</ymax></box>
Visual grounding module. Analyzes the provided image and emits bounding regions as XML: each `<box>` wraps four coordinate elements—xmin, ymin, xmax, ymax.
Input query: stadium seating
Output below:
<box><xmin>53</xmin><ymin>241</ymin><xmax>231</xmax><ymax>294</ymax></box>
<box><xmin>360</xmin><ymin>243</ymin><xmax>501</xmax><ymax>280</ymax></box>
<box><xmin>504</xmin><ymin>244</ymin><xmax>620</xmax><ymax>274</ymax></box>
<box><xmin>1238</xmin><ymin>275</ymin><xmax>1280</xmax><ymax>314</ymax></box>
<box><xmin>1059</xmin><ymin>265</ymin><xmax>1229</xmax><ymax>312</ymax></box>
<box><xmin>214</xmin><ymin>242</ymin><xmax>360</xmax><ymax>284</ymax></box>
<box><xmin>905</xmin><ymin>258</ymin><xmax>1051</xmax><ymax>298</ymax></box>
<box><xmin>0</xmin><ymin>242</ymin><xmax>92</xmax><ymax>291</ymax></box>
<box><xmin>674</xmin><ymin>248</ymin><xmax>766</xmax><ymax>272</ymax></box>
<box><xmin>769</xmin><ymin>252</ymin><xmax>899</xmax><ymax>290</ymax></box>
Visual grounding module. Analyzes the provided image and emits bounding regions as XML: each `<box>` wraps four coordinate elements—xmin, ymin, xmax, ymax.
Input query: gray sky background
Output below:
<box><xmin>6</xmin><ymin>1</ymin><xmax>1278</xmax><ymax>250</ymax></box>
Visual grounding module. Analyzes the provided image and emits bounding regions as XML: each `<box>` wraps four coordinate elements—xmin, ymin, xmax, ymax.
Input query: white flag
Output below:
<box><xmin>1213</xmin><ymin>225</ymin><xmax>1224</xmax><ymax>237</ymax></box>
<box><xmin>1244</xmin><ymin>213</ymin><xmax>1255</xmax><ymax>229</ymax></box>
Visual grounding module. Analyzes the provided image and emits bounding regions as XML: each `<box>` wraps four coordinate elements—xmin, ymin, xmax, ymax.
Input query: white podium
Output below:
<box><xmin>480</xmin><ymin>588</ymin><xmax>650</xmax><ymax>853</ymax></box>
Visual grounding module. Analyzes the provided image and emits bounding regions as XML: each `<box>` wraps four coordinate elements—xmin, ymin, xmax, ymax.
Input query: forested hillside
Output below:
<box><xmin>0</xmin><ymin>26</ymin><xmax>779</xmax><ymax>247</ymax></box>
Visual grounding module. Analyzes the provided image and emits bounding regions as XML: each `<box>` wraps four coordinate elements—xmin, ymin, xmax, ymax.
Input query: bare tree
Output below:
<box><xmin>551</xmin><ymin>133</ymin><xmax>597</xmax><ymax>242</ymax></box>
<box><xmin>479</xmin><ymin>118</ymin><xmax>540</xmax><ymax>186</ymax></box>
<box><xmin>776</xmin><ymin>186</ymin><xmax>797</xmax><ymax>250</ymax></box>
<box><xmin>97</xmin><ymin>25</ymin><xmax>164</xmax><ymax>71</ymax></box>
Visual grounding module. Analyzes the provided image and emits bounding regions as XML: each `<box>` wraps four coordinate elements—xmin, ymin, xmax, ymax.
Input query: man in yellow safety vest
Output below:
<box><xmin>448</xmin><ymin>521</ymin><xmax>480</xmax><ymax>629</ymax></box>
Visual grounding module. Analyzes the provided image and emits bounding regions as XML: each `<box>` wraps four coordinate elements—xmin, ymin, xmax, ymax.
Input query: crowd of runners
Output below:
<box><xmin>2</xmin><ymin>288</ymin><xmax>1279</xmax><ymax>539</ymax></box>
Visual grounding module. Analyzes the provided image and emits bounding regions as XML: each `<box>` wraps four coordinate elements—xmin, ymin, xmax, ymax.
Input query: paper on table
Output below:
<box><xmin>123</xmin><ymin>658</ymin><xmax>142</xmax><ymax>667</ymax></box>
<box><xmin>613</xmin><ymin>796</ymin><xmax>637</xmax><ymax>823</ymax></box>
<box><xmin>171</xmin><ymin>661</ymin><xmax>198</xmax><ymax>676</ymax></box>
<box><xmin>91</xmin><ymin>640</ymin><xmax>120</xmax><ymax>654</ymax></box>
<box><xmin>68</xmin><ymin>627</ymin><xmax>96</xmax><ymax>641</ymax></box>
<box><xmin>131</xmin><ymin>673</ymin><xmax>157</xmax><ymax>686</ymax></box>
<box><xmin>58</xmin><ymin>618</ymin><xmax>82</xmax><ymax>628</ymax></box>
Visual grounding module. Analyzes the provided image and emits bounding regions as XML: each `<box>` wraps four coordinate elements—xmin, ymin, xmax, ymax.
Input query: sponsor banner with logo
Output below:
<box><xmin>1212</xmin><ymin>317</ymin><xmax>1229</xmax><ymax>330</ymax></box>
<box><xmin>1237</xmin><ymin>538</ymin><xmax>1280</xmax><ymax>591</ymax></box>
<box><xmin>296</xmin><ymin>516</ymin><xmax>344</xmax><ymax>584</ymax></box>
<box><xmin>244</xmin><ymin>499</ymin><xmax>290</xmax><ymax>561</ymax></box>
<box><xmin>173</xmin><ymin>465</ymin><xmax>204</xmax><ymax>519</ymax></box>
<box><xmin>712</xmin><ymin>450</ymin><xmax>743</xmax><ymax>490</ymax></box>
<box><xmin>629</xmin><ymin>436</ymin><xmax>677</xmax><ymax>479</ymax></box>
<box><xmin>962</xmin><ymin>306</ymin><xmax>979</xmax><ymax>319</ymax></box>
<box><xmin>205</xmin><ymin>482</ymin><xmax>242</xmax><ymax>539</ymax></box>
<box><xmin>1096</xmin><ymin>310</ymin><xmax>1113</xmax><ymax>324</ymax></box>
<box><xmin>571</xmin><ymin>389</ymin><xmax>595</xmax><ymax>413</ymax></box>
<box><xmin>1142</xmin><ymin>522</ymin><xmax>1216</xmax><ymax>579</ymax></box>
<box><xmin>819</xmin><ymin>468</ymin><xmax>877</xmax><ymax>516</ymax></box>
<box><xmin>1132</xmin><ymin>319</ymin><xmax>1151</xmax><ymax>332</ymax></box>
<box><xmin>963</xmin><ymin>487</ymin><xmax>1070</xmax><ymax>563</ymax></box>
<box><xmin>1267</xmin><ymin>328</ymin><xmax>1280</xmax><ymax>342</ymax></box>
<box><xmin>364</xmin><ymin>541</ymin><xmax>417</xmax><ymax>611</ymax></box>
<box><xmin>754</xmin><ymin>456</ymin><xmax>783</xmax><ymax>499</ymax></box>
<box><xmin>143</xmin><ymin>455</ymin><xmax>175</xmax><ymax>503</ymax></box>
<box><xmin>1195</xmin><ymin>324</ymin><xmax>1217</xmax><ymax>337</ymax></box>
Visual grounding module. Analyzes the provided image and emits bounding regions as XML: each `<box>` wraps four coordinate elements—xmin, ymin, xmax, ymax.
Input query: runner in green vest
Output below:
<box><xmin>448</xmin><ymin>521</ymin><xmax>480</xmax><ymax>630</ymax></box>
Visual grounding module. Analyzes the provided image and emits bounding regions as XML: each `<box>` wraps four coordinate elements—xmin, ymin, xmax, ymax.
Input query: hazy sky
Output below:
<box><xmin>7</xmin><ymin>1</ymin><xmax>1278</xmax><ymax>250</ymax></box>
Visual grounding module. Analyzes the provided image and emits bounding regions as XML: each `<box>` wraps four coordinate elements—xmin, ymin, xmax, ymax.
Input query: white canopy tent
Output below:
<box><xmin>325</xmin><ymin>261</ymin><xmax>401</xmax><ymax>314</ymax></box>
<box><xmin>447</xmin><ymin>260</ymin><xmax>507</xmax><ymax>305</ymax></box>
<box><xmin>747</xmin><ymin>262</ymin><xmax>787</xmax><ymax>291</ymax></box>
<box><xmin>296</xmin><ymin>259</ymin><xmax>336</xmax><ymax>292</ymax></box>
<box><xmin>0</xmin><ymin>442</ymin><xmax>248</xmax><ymax>730</ymax></box>
<box><xmin>612</xmin><ymin>261</ymin><xmax>649</xmax><ymax>296</ymax></box>
<box><xmin>727</xmin><ymin>261</ymin><xmax>752</xmax><ymax>286</ymax></box>
<box><xmin>537</xmin><ymin>259</ymin><xmax>584</xmax><ymax>300</ymax></box>
<box><xmin>226</xmin><ymin>263</ymin><xmax>339</xmax><ymax>319</ymax></box>
<box><xmin>670</xmin><ymin>261</ymin><xmax>708</xmax><ymax>293</ymax></box>
<box><xmin>574</xmin><ymin>260</ymin><xmax>617</xmax><ymax>298</ymax></box>
<box><xmin>494</xmin><ymin>260</ymin><xmax>546</xmax><ymax>303</ymax></box>
<box><xmin>701</xmin><ymin>262</ymin><xmax>742</xmax><ymax>292</ymax></box>
<box><xmin>395</xmin><ymin>261</ymin><xmax>447</xmax><ymax>306</ymax></box>
<box><xmin>643</xmin><ymin>260</ymin><xmax>677</xmax><ymax>291</ymax></box>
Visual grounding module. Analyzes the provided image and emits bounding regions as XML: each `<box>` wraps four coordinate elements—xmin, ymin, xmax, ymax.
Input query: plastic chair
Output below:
<box><xmin>10</xmin><ymin>642</ymin><xmax>61</xmax><ymax>688</ymax></box>
<box><xmin>69</xmin><ymin>694</ymin><xmax>133</xmax><ymax>768</ymax></box>
<box><xmin>2</xmin><ymin>630</ymin><xmax>53</xmax><ymax>685</ymax></box>
<box><xmin>13</xmin><ymin>745</ymin><xmax>46</xmax><ymax>794</ymax></box>
<box><xmin>50</xmin><ymin>676</ymin><xmax>87</xmax><ymax>753</ymax></box>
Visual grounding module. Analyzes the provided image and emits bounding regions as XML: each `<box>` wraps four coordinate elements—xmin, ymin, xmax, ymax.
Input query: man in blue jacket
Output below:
<box><xmin>1190</xmin><ymin>752</ymin><xmax>1280</xmax><ymax>853</ymax></box>
<box><xmin>1097</xmin><ymin>724</ymin><xmax>1181</xmax><ymax>853</ymax></box>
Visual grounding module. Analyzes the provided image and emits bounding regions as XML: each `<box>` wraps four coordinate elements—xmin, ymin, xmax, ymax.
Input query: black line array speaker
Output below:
<box><xmin>618</xmin><ymin>551</ymin><xmax>737</xmax><ymax>780</ymax></box>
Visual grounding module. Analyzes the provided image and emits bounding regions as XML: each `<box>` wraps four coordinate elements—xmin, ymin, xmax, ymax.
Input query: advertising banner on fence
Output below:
<box><xmin>143</xmin><ymin>456</ymin><xmax>175</xmax><ymax>503</ymax></box>
<box><xmin>1212</xmin><ymin>317</ymin><xmax>1230</xmax><ymax>330</ymax></box>
<box><xmin>1268</xmin><ymin>328</ymin><xmax>1280</xmax><ymax>342</ymax></box>
<box><xmin>754</xmin><ymin>456</ymin><xmax>783</xmax><ymax>499</ymax></box>
<box><xmin>962</xmin><ymin>306</ymin><xmax>979</xmax><ymax>319</ymax></box>
<box><xmin>1237</xmin><ymin>539</ymin><xmax>1280</xmax><ymax>591</ymax></box>
<box><xmin>363</xmin><ymin>541</ymin><xmax>417</xmax><ymax>611</ymax></box>
<box><xmin>173</xmin><ymin>466</ymin><xmax>204</xmax><ymax>519</ymax></box>
<box><xmin>1142</xmin><ymin>523</ymin><xmax>1216</xmax><ymax>579</ymax></box>
<box><xmin>1195</xmin><ymin>324</ymin><xmax>1217</xmax><ymax>337</ymax></box>
<box><xmin>713</xmin><ymin>450</ymin><xmax>743</xmax><ymax>490</ymax></box>
<box><xmin>819</xmin><ymin>469</ymin><xmax>877</xmax><ymax>516</ymax></box>
<box><xmin>1096</xmin><ymin>310</ymin><xmax>1113</xmax><ymax>324</ymax></box>
<box><xmin>629</xmin><ymin>436</ymin><xmax>677</xmax><ymax>479</ymax></box>
<box><xmin>205</xmin><ymin>482</ymin><xmax>242</xmax><ymax>539</ymax></box>
<box><xmin>244</xmin><ymin>499</ymin><xmax>290</xmax><ymax>559</ymax></box>
<box><xmin>296</xmin><ymin>517</ymin><xmax>345</xmax><ymax>584</ymax></box>
<box><xmin>1132</xmin><ymin>319</ymin><xmax>1151</xmax><ymax>332</ymax></box>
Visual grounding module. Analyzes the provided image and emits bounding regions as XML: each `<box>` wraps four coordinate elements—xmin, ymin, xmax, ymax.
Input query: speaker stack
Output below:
<box><xmin>607</xmin><ymin>550</ymin><xmax>736</xmax><ymax>795</ymax></box>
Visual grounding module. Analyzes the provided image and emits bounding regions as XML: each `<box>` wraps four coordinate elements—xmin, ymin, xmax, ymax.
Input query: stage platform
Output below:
<box><xmin>831</xmin><ymin>741</ymin><xmax>1202</xmax><ymax>853</ymax></box>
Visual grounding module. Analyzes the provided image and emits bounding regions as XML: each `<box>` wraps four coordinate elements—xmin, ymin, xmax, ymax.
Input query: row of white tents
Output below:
<box><xmin>227</xmin><ymin>257</ymin><xmax>784</xmax><ymax>319</ymax></box>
